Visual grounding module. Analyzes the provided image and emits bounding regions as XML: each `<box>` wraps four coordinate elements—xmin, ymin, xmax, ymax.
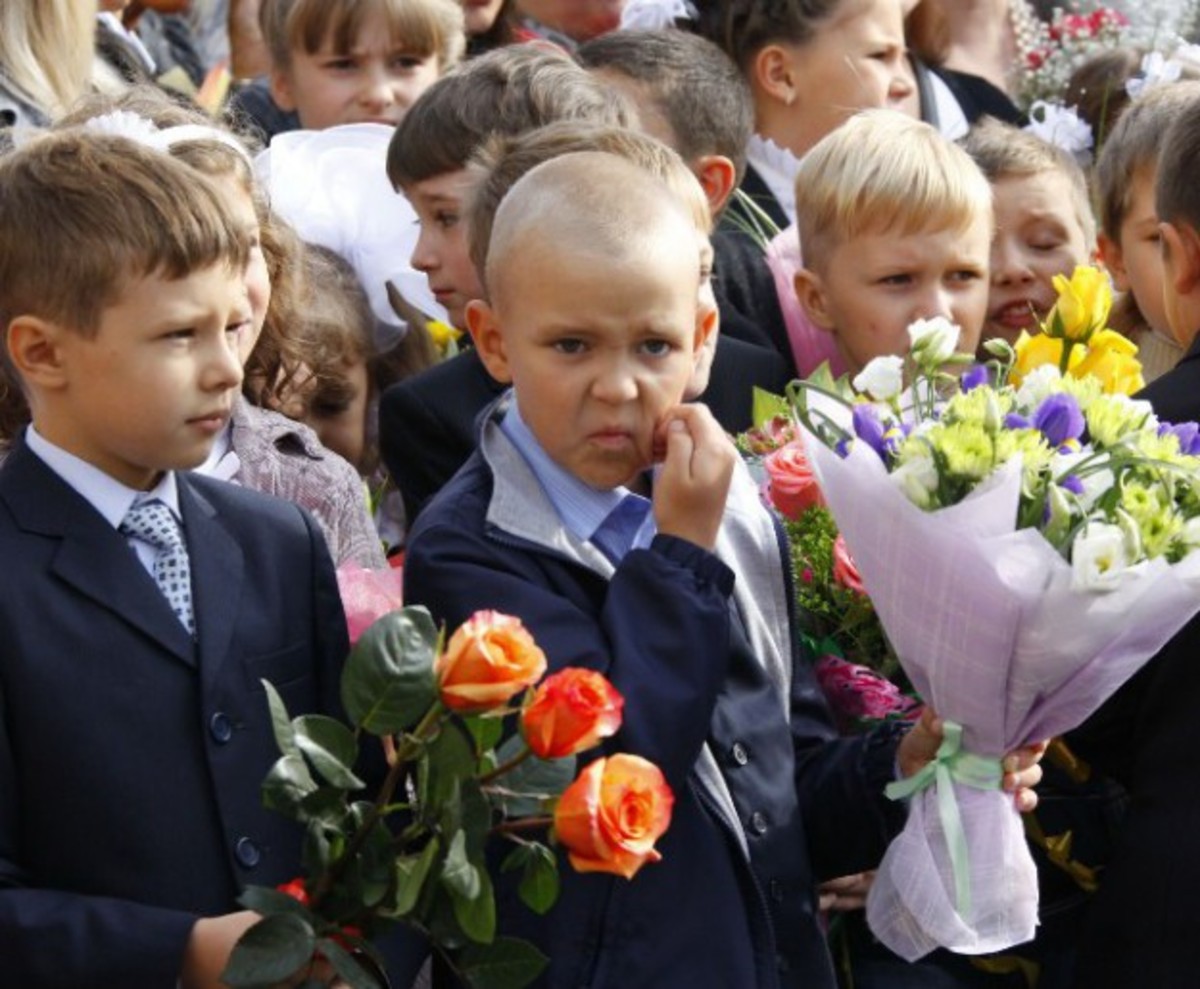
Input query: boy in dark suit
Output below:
<box><xmin>404</xmin><ymin>151</ymin><xmax>1041</xmax><ymax>989</ymax></box>
<box><xmin>0</xmin><ymin>130</ymin><xmax>419</xmax><ymax>986</ymax></box>
<box><xmin>1067</xmin><ymin>87</ymin><xmax>1200</xmax><ymax>989</ymax></box>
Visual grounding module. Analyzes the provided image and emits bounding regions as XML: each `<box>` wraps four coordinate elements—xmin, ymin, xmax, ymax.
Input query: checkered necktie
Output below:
<box><xmin>120</xmin><ymin>498</ymin><xmax>195</xmax><ymax>636</ymax></box>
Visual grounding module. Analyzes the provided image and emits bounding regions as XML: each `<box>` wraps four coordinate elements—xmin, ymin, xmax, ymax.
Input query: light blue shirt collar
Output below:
<box><xmin>499</xmin><ymin>399</ymin><xmax>654</xmax><ymax>550</ymax></box>
<box><xmin>24</xmin><ymin>425</ymin><xmax>182</xmax><ymax>527</ymax></box>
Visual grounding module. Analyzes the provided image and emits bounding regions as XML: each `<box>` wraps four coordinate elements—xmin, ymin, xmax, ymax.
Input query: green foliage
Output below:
<box><xmin>341</xmin><ymin>608</ymin><xmax>439</xmax><ymax>734</ymax></box>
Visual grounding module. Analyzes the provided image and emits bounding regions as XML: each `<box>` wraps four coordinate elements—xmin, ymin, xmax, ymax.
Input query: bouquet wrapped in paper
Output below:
<box><xmin>789</xmin><ymin>270</ymin><xmax>1200</xmax><ymax>960</ymax></box>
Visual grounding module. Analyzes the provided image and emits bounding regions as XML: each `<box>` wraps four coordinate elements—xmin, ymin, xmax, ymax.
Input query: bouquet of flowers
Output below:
<box><xmin>221</xmin><ymin>604</ymin><xmax>673</xmax><ymax>989</ymax></box>
<box><xmin>788</xmin><ymin>269</ymin><xmax>1200</xmax><ymax>960</ymax></box>
<box><xmin>1015</xmin><ymin>6</ymin><xmax>1130</xmax><ymax>111</ymax></box>
<box><xmin>738</xmin><ymin>398</ymin><xmax>918</xmax><ymax>732</ymax></box>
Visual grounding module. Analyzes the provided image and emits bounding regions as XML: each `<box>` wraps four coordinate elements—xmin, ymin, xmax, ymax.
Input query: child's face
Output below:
<box><xmin>44</xmin><ymin>265</ymin><xmax>249</xmax><ymax>490</ymax></box>
<box><xmin>517</xmin><ymin>0</ymin><xmax>625</xmax><ymax>41</ymax></box>
<box><xmin>1103</xmin><ymin>165</ymin><xmax>1169</xmax><ymax>336</ymax></box>
<box><xmin>469</xmin><ymin>236</ymin><xmax>712</xmax><ymax>490</ymax></box>
<box><xmin>784</xmin><ymin>0</ymin><xmax>912</xmax><ymax>158</ymax></box>
<box><xmin>986</xmin><ymin>170</ymin><xmax>1092</xmax><ymax>345</ymax></box>
<box><xmin>406</xmin><ymin>169</ymin><xmax>485</xmax><ymax>330</ymax></box>
<box><xmin>460</xmin><ymin>0</ymin><xmax>506</xmax><ymax>35</ymax></box>
<box><xmin>270</xmin><ymin>9</ymin><xmax>440</xmax><ymax>129</ymax></box>
<box><xmin>796</xmin><ymin>213</ymin><xmax>992</xmax><ymax>375</ymax></box>
<box><xmin>210</xmin><ymin>174</ymin><xmax>271</xmax><ymax>363</ymax></box>
<box><xmin>305</xmin><ymin>358</ymin><xmax>371</xmax><ymax>471</ymax></box>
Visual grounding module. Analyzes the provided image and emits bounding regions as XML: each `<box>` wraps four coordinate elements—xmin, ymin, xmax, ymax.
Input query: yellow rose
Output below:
<box><xmin>427</xmin><ymin>319</ymin><xmax>462</xmax><ymax>353</ymax></box>
<box><xmin>1011</xmin><ymin>331</ymin><xmax>1083</xmax><ymax>385</ymax></box>
<box><xmin>1072</xmin><ymin>332</ymin><xmax>1145</xmax><ymax>395</ymax></box>
<box><xmin>1049</xmin><ymin>266</ymin><xmax>1112</xmax><ymax>341</ymax></box>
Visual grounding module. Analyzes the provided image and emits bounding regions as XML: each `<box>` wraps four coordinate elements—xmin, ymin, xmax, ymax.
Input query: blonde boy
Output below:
<box><xmin>962</xmin><ymin>118</ymin><xmax>1096</xmax><ymax>348</ymax></box>
<box><xmin>261</xmin><ymin>0</ymin><xmax>465</xmax><ymax>129</ymax></box>
<box><xmin>1095</xmin><ymin>81</ymin><xmax>1200</xmax><ymax>381</ymax></box>
<box><xmin>792</xmin><ymin>110</ymin><xmax>994</xmax><ymax>375</ymax></box>
<box><xmin>0</xmin><ymin>132</ymin><xmax>425</xmax><ymax>987</ymax></box>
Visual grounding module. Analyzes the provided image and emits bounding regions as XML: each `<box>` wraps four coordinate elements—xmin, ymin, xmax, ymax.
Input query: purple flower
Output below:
<box><xmin>852</xmin><ymin>405</ymin><xmax>888</xmax><ymax>460</ymax></box>
<box><xmin>1032</xmin><ymin>393</ymin><xmax>1085</xmax><ymax>448</ymax></box>
<box><xmin>1005</xmin><ymin>413</ymin><xmax>1032</xmax><ymax>431</ymax></box>
<box><xmin>1060</xmin><ymin>475</ymin><xmax>1085</xmax><ymax>496</ymax></box>
<box><xmin>961</xmin><ymin>365</ymin><xmax>990</xmax><ymax>392</ymax></box>
<box><xmin>1159</xmin><ymin>420</ymin><xmax>1200</xmax><ymax>456</ymax></box>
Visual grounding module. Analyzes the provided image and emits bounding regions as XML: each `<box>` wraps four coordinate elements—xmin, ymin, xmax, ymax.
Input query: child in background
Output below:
<box><xmin>232</xmin><ymin>0</ymin><xmax>464</xmax><ymax>138</ymax></box>
<box><xmin>1095</xmin><ymin>82</ymin><xmax>1200</xmax><ymax>382</ymax></box>
<box><xmin>59</xmin><ymin>89</ymin><xmax>387</xmax><ymax>568</ymax></box>
<box><xmin>791</xmin><ymin>110</ymin><xmax>992</xmax><ymax>376</ymax></box>
<box><xmin>962</xmin><ymin>118</ymin><xmax>1096</xmax><ymax>351</ymax></box>
<box><xmin>0</xmin><ymin>128</ymin><xmax>425</xmax><ymax>989</ymax></box>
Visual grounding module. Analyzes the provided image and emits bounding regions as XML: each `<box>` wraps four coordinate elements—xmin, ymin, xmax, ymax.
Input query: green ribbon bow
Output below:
<box><xmin>884</xmin><ymin>720</ymin><xmax>1003</xmax><ymax>916</ymax></box>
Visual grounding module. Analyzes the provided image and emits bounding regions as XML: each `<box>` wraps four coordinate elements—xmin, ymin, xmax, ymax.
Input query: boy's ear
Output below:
<box><xmin>465</xmin><ymin>299</ymin><xmax>513</xmax><ymax>384</ymax></box>
<box><xmin>6</xmin><ymin>316</ymin><xmax>69</xmax><ymax>391</ymax></box>
<box><xmin>268</xmin><ymin>67</ymin><xmax>297</xmax><ymax>112</ymax></box>
<box><xmin>793</xmin><ymin>268</ymin><xmax>836</xmax><ymax>332</ymax></box>
<box><xmin>692</xmin><ymin>154</ymin><xmax>738</xmax><ymax>217</ymax></box>
<box><xmin>752</xmin><ymin>44</ymin><xmax>798</xmax><ymax>107</ymax></box>
<box><xmin>693</xmin><ymin>299</ymin><xmax>719</xmax><ymax>356</ymax></box>
<box><xmin>1096</xmin><ymin>232</ymin><xmax>1130</xmax><ymax>291</ymax></box>
<box><xmin>1161</xmin><ymin>220</ymin><xmax>1200</xmax><ymax>295</ymax></box>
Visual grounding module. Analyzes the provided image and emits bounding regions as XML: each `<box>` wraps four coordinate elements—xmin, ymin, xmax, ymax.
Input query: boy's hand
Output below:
<box><xmin>181</xmin><ymin>912</ymin><xmax>346</xmax><ymax>988</ymax></box>
<box><xmin>897</xmin><ymin>707</ymin><xmax>1045</xmax><ymax>813</ymax></box>
<box><xmin>818</xmin><ymin>872</ymin><xmax>874</xmax><ymax>912</ymax></box>
<box><xmin>652</xmin><ymin>405</ymin><xmax>737</xmax><ymax>551</ymax></box>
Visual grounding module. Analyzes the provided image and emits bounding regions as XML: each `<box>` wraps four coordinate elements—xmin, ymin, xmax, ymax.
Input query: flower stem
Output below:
<box><xmin>479</xmin><ymin>744</ymin><xmax>534</xmax><ymax>785</ymax></box>
<box><xmin>491</xmin><ymin>815</ymin><xmax>554</xmax><ymax>837</ymax></box>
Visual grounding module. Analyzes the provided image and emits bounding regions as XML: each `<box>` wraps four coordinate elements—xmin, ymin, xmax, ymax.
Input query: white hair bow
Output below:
<box><xmin>619</xmin><ymin>0</ymin><xmax>697</xmax><ymax>31</ymax></box>
<box><xmin>1024</xmin><ymin>101</ymin><xmax>1094</xmax><ymax>164</ymax></box>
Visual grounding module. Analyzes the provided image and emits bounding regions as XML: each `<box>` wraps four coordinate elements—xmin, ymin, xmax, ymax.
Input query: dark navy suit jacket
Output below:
<box><xmin>0</xmin><ymin>441</ymin><xmax>423</xmax><ymax>986</ymax></box>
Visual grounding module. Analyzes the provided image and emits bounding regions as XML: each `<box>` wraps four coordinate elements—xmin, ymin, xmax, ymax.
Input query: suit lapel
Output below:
<box><xmin>1</xmin><ymin>443</ymin><xmax>195</xmax><ymax>664</ymax></box>
<box><xmin>178</xmin><ymin>475</ymin><xmax>244</xmax><ymax>691</ymax></box>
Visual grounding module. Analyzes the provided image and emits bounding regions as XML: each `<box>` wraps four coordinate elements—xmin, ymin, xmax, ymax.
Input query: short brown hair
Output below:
<box><xmin>259</xmin><ymin>0</ymin><xmax>465</xmax><ymax>71</ymax></box>
<box><xmin>386</xmin><ymin>44</ymin><xmax>631</xmax><ymax>188</ymax></box>
<box><xmin>961</xmin><ymin>117</ymin><xmax>1097</xmax><ymax>246</ymax></box>
<box><xmin>466</xmin><ymin>121</ymin><xmax>711</xmax><ymax>288</ymax></box>
<box><xmin>0</xmin><ymin>131</ymin><xmax>248</xmax><ymax>337</ymax></box>
<box><xmin>1157</xmin><ymin>89</ymin><xmax>1200</xmax><ymax>231</ymax></box>
<box><xmin>692</xmin><ymin>0</ymin><xmax>842</xmax><ymax>72</ymax></box>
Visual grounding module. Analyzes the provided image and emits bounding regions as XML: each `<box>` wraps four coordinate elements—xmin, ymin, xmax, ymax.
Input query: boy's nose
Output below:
<box><xmin>411</xmin><ymin>228</ymin><xmax>437</xmax><ymax>273</ymax></box>
<box><xmin>205</xmin><ymin>333</ymin><xmax>245</xmax><ymax>392</ymax></box>
<box><xmin>991</xmin><ymin>241</ymin><xmax>1036</xmax><ymax>286</ymax></box>
<box><xmin>591</xmin><ymin>359</ymin><xmax>639</xmax><ymax>403</ymax></box>
<box><xmin>888</xmin><ymin>65</ymin><xmax>915</xmax><ymax>104</ymax></box>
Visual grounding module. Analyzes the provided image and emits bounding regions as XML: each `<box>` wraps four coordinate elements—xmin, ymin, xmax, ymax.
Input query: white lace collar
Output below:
<box><xmin>745</xmin><ymin>133</ymin><xmax>803</xmax><ymax>227</ymax></box>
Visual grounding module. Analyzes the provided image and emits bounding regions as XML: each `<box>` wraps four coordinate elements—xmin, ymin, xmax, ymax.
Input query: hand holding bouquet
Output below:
<box><xmin>789</xmin><ymin>269</ymin><xmax>1200</xmax><ymax>960</ymax></box>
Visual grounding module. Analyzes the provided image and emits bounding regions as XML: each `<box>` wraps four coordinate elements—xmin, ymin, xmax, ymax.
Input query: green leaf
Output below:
<box><xmin>293</xmin><ymin>715</ymin><xmax>365</xmax><ymax>790</ymax></box>
<box><xmin>237</xmin><ymin>884</ymin><xmax>314</xmax><ymax>921</ymax></box>
<box><xmin>388</xmin><ymin>837</ymin><xmax>440</xmax><ymax>917</ymax></box>
<box><xmin>262</xmin><ymin>680</ymin><xmax>299</xmax><ymax>758</ymax></box>
<box><xmin>752</xmin><ymin>387</ymin><xmax>789</xmax><ymax>431</ymax></box>
<box><xmin>315</xmin><ymin>937</ymin><xmax>380</xmax><ymax>989</ymax></box>
<box><xmin>454</xmin><ymin>937</ymin><xmax>549</xmax><ymax>989</ymax></box>
<box><xmin>453</xmin><ymin>864</ymin><xmax>496</xmax><ymax>945</ymax></box>
<box><xmin>262</xmin><ymin>753</ymin><xmax>318</xmax><ymax>818</ymax></box>
<box><xmin>341</xmin><ymin>607</ymin><xmax>439</xmax><ymax>735</ymax></box>
<box><xmin>492</xmin><ymin>735</ymin><xmax>575</xmax><ymax>818</ymax></box>
<box><xmin>440</xmin><ymin>829</ymin><xmax>481</xmax><ymax>901</ymax></box>
<box><xmin>220</xmin><ymin>913</ymin><xmax>316</xmax><ymax>988</ymax></box>
<box><xmin>513</xmin><ymin>844</ymin><xmax>560</xmax><ymax>915</ymax></box>
<box><xmin>465</xmin><ymin>713</ymin><xmax>504</xmax><ymax>756</ymax></box>
<box><xmin>421</xmin><ymin>719</ymin><xmax>476</xmax><ymax>816</ymax></box>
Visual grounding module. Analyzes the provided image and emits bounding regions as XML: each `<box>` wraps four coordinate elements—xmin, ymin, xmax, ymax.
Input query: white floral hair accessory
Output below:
<box><xmin>80</xmin><ymin>110</ymin><xmax>254</xmax><ymax>164</ymax></box>
<box><xmin>620</xmin><ymin>0</ymin><xmax>697</xmax><ymax>30</ymax></box>
<box><xmin>1024</xmin><ymin>101</ymin><xmax>1094</xmax><ymax>164</ymax></box>
<box><xmin>1126</xmin><ymin>50</ymin><xmax>1184</xmax><ymax>100</ymax></box>
<box><xmin>255</xmin><ymin>123</ymin><xmax>446</xmax><ymax>351</ymax></box>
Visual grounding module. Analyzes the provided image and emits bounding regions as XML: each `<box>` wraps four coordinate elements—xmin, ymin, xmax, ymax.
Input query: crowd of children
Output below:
<box><xmin>3</xmin><ymin>0</ymin><xmax>1200</xmax><ymax>987</ymax></box>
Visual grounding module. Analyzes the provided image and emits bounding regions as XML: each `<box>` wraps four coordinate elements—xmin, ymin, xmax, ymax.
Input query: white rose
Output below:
<box><xmin>891</xmin><ymin>451</ymin><xmax>939</xmax><ymax>509</ymax></box>
<box><xmin>1071</xmin><ymin>521</ymin><xmax>1129</xmax><ymax>592</ymax></box>
<box><xmin>907</xmin><ymin>317</ymin><xmax>960</xmax><ymax>365</ymax></box>
<box><xmin>852</xmin><ymin>355</ymin><xmax>904</xmax><ymax>401</ymax></box>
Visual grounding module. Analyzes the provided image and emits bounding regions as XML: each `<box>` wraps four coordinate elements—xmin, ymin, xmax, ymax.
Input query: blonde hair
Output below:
<box><xmin>961</xmin><ymin>116</ymin><xmax>1097</xmax><ymax>247</ymax></box>
<box><xmin>468</xmin><ymin>121</ymin><xmax>711</xmax><ymax>286</ymax></box>
<box><xmin>0</xmin><ymin>0</ymin><xmax>94</xmax><ymax>120</ymax></box>
<box><xmin>260</xmin><ymin>0</ymin><xmax>465</xmax><ymax>72</ymax></box>
<box><xmin>0</xmin><ymin>131</ymin><xmax>249</xmax><ymax>336</ymax></box>
<box><xmin>796</xmin><ymin>109</ymin><xmax>993</xmax><ymax>271</ymax></box>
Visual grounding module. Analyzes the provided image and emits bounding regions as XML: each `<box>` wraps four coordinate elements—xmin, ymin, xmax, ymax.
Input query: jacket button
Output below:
<box><xmin>209</xmin><ymin>712</ymin><xmax>233</xmax><ymax>744</ymax></box>
<box><xmin>731</xmin><ymin>742</ymin><xmax>749</xmax><ymax>766</ymax></box>
<box><xmin>235</xmin><ymin>837</ymin><xmax>261</xmax><ymax>868</ymax></box>
<box><xmin>750</xmin><ymin>811</ymin><xmax>768</xmax><ymax>835</ymax></box>
<box><xmin>769</xmin><ymin>878</ymin><xmax>785</xmax><ymax>902</ymax></box>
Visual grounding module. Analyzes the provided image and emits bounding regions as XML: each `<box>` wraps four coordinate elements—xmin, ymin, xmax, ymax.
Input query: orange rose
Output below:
<box><xmin>763</xmin><ymin>439</ymin><xmax>823</xmax><ymax>520</ymax></box>
<box><xmin>554</xmin><ymin>754</ymin><xmax>674</xmax><ymax>880</ymax></box>
<box><xmin>521</xmin><ymin>668</ymin><xmax>624</xmax><ymax>760</ymax></box>
<box><xmin>832</xmin><ymin>535</ymin><xmax>867</xmax><ymax>594</ymax></box>
<box><xmin>435</xmin><ymin>611</ymin><xmax>548</xmax><ymax>712</ymax></box>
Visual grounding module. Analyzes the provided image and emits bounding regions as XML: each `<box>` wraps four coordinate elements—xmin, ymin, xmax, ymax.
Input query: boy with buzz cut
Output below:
<box><xmin>403</xmin><ymin>151</ymin><xmax>1041</xmax><ymax>989</ymax></box>
<box><xmin>1068</xmin><ymin>83</ymin><xmax>1200</xmax><ymax>989</ymax></box>
<box><xmin>791</xmin><ymin>109</ymin><xmax>993</xmax><ymax>376</ymax></box>
<box><xmin>0</xmin><ymin>132</ymin><xmax>424</xmax><ymax>988</ymax></box>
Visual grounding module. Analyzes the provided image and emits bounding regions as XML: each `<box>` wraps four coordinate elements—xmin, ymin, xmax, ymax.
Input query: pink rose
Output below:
<box><xmin>814</xmin><ymin>655</ymin><xmax>918</xmax><ymax>728</ymax></box>
<box><xmin>832</xmin><ymin>536</ymin><xmax>866</xmax><ymax>595</ymax></box>
<box><xmin>763</xmin><ymin>439</ymin><xmax>823</xmax><ymax>520</ymax></box>
<box><xmin>336</xmin><ymin>563</ymin><xmax>405</xmax><ymax>646</ymax></box>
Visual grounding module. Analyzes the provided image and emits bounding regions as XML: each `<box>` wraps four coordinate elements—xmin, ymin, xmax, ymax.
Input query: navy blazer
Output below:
<box><xmin>0</xmin><ymin>443</ymin><xmax>415</xmax><ymax>985</ymax></box>
<box><xmin>403</xmin><ymin>422</ymin><xmax>903</xmax><ymax>989</ymax></box>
